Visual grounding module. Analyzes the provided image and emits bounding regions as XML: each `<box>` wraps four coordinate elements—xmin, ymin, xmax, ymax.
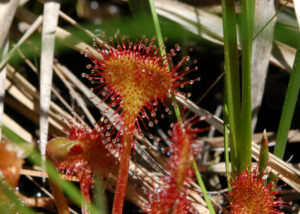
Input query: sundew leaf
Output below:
<box><xmin>3</xmin><ymin>124</ymin><xmax>102</xmax><ymax>213</ymax></box>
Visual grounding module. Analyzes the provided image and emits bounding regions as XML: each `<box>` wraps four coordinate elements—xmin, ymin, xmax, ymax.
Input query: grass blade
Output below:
<box><xmin>148</xmin><ymin>1</ymin><xmax>214</xmax><ymax>212</ymax></box>
<box><xmin>221</xmin><ymin>0</ymin><xmax>240</xmax><ymax>172</ymax></box>
<box><xmin>193</xmin><ymin>160</ymin><xmax>215</xmax><ymax>214</ymax></box>
<box><xmin>238</xmin><ymin>0</ymin><xmax>255</xmax><ymax>172</ymax></box>
<box><xmin>274</xmin><ymin>48</ymin><xmax>300</xmax><ymax>159</ymax></box>
<box><xmin>223</xmin><ymin>99</ymin><xmax>231</xmax><ymax>189</ymax></box>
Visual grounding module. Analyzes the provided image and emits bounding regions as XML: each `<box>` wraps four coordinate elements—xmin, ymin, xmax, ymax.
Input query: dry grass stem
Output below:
<box><xmin>0</xmin><ymin>0</ymin><xmax>19</xmax><ymax>48</ymax></box>
<box><xmin>0</xmin><ymin>15</ymin><xmax>43</xmax><ymax>71</ymax></box>
<box><xmin>39</xmin><ymin>0</ymin><xmax>61</xmax><ymax>180</ymax></box>
<box><xmin>0</xmin><ymin>38</ymin><xmax>9</xmax><ymax>140</ymax></box>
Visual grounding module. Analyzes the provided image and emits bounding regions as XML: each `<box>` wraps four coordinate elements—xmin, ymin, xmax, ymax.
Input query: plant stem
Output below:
<box><xmin>149</xmin><ymin>0</ymin><xmax>182</xmax><ymax>123</ymax></box>
<box><xmin>45</xmin><ymin>159</ymin><xmax>99</xmax><ymax>213</ymax></box>
<box><xmin>148</xmin><ymin>0</ymin><xmax>166</xmax><ymax>57</ymax></box>
<box><xmin>239</xmin><ymin>0</ymin><xmax>255</xmax><ymax>173</ymax></box>
<box><xmin>274</xmin><ymin>48</ymin><xmax>300</xmax><ymax>159</ymax></box>
<box><xmin>171</xmin><ymin>95</ymin><xmax>183</xmax><ymax>125</ymax></box>
<box><xmin>49</xmin><ymin>180</ymin><xmax>70</xmax><ymax>214</ymax></box>
<box><xmin>112</xmin><ymin>132</ymin><xmax>132</xmax><ymax>214</ymax></box>
<box><xmin>193</xmin><ymin>160</ymin><xmax>215</xmax><ymax>214</ymax></box>
<box><xmin>221</xmin><ymin>0</ymin><xmax>240</xmax><ymax>173</ymax></box>
<box><xmin>149</xmin><ymin>0</ymin><xmax>184</xmax><ymax>125</ymax></box>
<box><xmin>223</xmin><ymin>102</ymin><xmax>231</xmax><ymax>190</ymax></box>
<box><xmin>148</xmin><ymin>1</ymin><xmax>214</xmax><ymax>213</ymax></box>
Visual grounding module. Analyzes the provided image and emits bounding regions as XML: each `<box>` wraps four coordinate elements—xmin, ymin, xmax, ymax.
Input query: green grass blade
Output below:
<box><xmin>274</xmin><ymin>48</ymin><xmax>300</xmax><ymax>159</ymax></box>
<box><xmin>223</xmin><ymin>101</ymin><xmax>231</xmax><ymax>190</ymax></box>
<box><xmin>192</xmin><ymin>160</ymin><xmax>215</xmax><ymax>214</ymax></box>
<box><xmin>2</xmin><ymin>125</ymin><xmax>26</xmax><ymax>143</ymax></box>
<box><xmin>148</xmin><ymin>0</ymin><xmax>167</xmax><ymax>57</ymax></box>
<box><xmin>149</xmin><ymin>0</ymin><xmax>184</xmax><ymax>122</ymax></box>
<box><xmin>238</xmin><ymin>0</ymin><xmax>255</xmax><ymax>172</ymax></box>
<box><xmin>221</xmin><ymin>0</ymin><xmax>240</xmax><ymax>172</ymax></box>
<box><xmin>148</xmin><ymin>1</ymin><xmax>214</xmax><ymax>212</ymax></box>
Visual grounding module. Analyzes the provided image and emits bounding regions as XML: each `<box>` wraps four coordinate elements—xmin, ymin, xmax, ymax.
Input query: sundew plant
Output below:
<box><xmin>0</xmin><ymin>0</ymin><xmax>299</xmax><ymax>214</ymax></box>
